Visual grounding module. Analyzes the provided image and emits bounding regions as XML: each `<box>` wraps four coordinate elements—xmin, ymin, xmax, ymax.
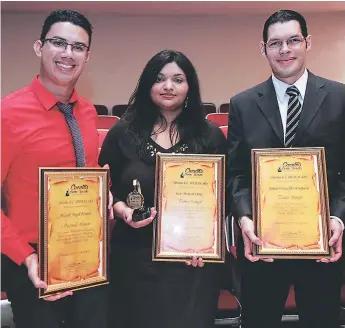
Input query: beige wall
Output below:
<box><xmin>1</xmin><ymin>11</ymin><xmax>345</xmax><ymax>110</ymax></box>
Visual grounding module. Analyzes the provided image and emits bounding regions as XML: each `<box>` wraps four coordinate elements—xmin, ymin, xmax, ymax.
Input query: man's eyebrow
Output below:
<box><xmin>268</xmin><ymin>34</ymin><xmax>300</xmax><ymax>41</ymax></box>
<box><xmin>50</xmin><ymin>36</ymin><xmax>67</xmax><ymax>40</ymax></box>
<box><xmin>50</xmin><ymin>36</ymin><xmax>87</xmax><ymax>46</ymax></box>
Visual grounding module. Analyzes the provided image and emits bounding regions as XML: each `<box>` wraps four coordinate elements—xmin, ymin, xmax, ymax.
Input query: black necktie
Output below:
<box><xmin>285</xmin><ymin>86</ymin><xmax>302</xmax><ymax>147</ymax></box>
<box><xmin>57</xmin><ymin>102</ymin><xmax>86</xmax><ymax>167</ymax></box>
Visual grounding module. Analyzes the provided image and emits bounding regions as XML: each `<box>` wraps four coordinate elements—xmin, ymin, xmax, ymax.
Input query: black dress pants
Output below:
<box><xmin>108</xmin><ymin>244</ymin><xmax>222</xmax><ymax>328</ymax></box>
<box><xmin>239</xmin><ymin>255</ymin><xmax>342</xmax><ymax>328</ymax></box>
<box><xmin>1</xmin><ymin>254</ymin><xmax>108</xmax><ymax>328</ymax></box>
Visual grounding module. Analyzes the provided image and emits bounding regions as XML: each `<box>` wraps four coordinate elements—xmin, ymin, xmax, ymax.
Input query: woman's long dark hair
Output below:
<box><xmin>122</xmin><ymin>49</ymin><xmax>212</xmax><ymax>157</ymax></box>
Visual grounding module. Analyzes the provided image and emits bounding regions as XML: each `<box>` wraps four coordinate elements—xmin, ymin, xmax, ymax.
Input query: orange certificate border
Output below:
<box><xmin>252</xmin><ymin>147</ymin><xmax>332</xmax><ymax>259</ymax></box>
<box><xmin>38</xmin><ymin>168</ymin><xmax>109</xmax><ymax>298</ymax></box>
<box><xmin>153</xmin><ymin>153</ymin><xmax>225</xmax><ymax>263</ymax></box>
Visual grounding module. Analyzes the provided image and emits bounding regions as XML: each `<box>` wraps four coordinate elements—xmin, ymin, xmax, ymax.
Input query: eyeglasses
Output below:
<box><xmin>42</xmin><ymin>38</ymin><xmax>89</xmax><ymax>54</ymax></box>
<box><xmin>265</xmin><ymin>36</ymin><xmax>306</xmax><ymax>51</ymax></box>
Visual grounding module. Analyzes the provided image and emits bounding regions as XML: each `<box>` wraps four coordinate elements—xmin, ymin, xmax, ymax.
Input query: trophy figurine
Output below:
<box><xmin>126</xmin><ymin>179</ymin><xmax>151</xmax><ymax>222</ymax></box>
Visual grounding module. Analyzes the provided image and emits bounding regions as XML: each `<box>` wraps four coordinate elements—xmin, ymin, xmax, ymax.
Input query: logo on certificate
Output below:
<box><xmin>179</xmin><ymin>168</ymin><xmax>203</xmax><ymax>178</ymax></box>
<box><xmin>277</xmin><ymin>161</ymin><xmax>302</xmax><ymax>172</ymax></box>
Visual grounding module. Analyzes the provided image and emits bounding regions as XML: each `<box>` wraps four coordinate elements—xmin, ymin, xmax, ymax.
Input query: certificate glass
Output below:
<box><xmin>39</xmin><ymin>168</ymin><xmax>109</xmax><ymax>297</ymax></box>
<box><xmin>153</xmin><ymin>154</ymin><xmax>225</xmax><ymax>263</ymax></box>
<box><xmin>252</xmin><ymin>147</ymin><xmax>332</xmax><ymax>259</ymax></box>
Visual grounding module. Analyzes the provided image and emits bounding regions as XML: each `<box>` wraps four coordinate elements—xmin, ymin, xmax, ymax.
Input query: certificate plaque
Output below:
<box><xmin>252</xmin><ymin>147</ymin><xmax>332</xmax><ymax>259</ymax></box>
<box><xmin>39</xmin><ymin>168</ymin><xmax>109</xmax><ymax>297</ymax></box>
<box><xmin>153</xmin><ymin>154</ymin><xmax>225</xmax><ymax>263</ymax></box>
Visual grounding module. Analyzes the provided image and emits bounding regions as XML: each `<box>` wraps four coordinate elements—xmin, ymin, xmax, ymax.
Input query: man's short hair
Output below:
<box><xmin>40</xmin><ymin>9</ymin><xmax>93</xmax><ymax>47</ymax></box>
<box><xmin>263</xmin><ymin>10</ymin><xmax>308</xmax><ymax>42</ymax></box>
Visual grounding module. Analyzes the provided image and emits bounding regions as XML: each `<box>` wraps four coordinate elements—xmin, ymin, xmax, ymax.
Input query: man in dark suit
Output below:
<box><xmin>227</xmin><ymin>9</ymin><xmax>345</xmax><ymax>328</ymax></box>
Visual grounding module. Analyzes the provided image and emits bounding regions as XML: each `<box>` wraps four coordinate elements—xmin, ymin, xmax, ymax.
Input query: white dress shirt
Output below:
<box><xmin>272</xmin><ymin>69</ymin><xmax>308</xmax><ymax>143</ymax></box>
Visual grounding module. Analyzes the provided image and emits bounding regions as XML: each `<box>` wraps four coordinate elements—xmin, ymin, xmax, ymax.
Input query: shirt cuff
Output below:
<box><xmin>330</xmin><ymin>216</ymin><xmax>344</xmax><ymax>230</ymax></box>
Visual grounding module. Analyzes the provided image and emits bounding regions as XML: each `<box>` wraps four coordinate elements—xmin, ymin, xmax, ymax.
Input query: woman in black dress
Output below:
<box><xmin>99</xmin><ymin>49</ymin><xmax>227</xmax><ymax>328</ymax></box>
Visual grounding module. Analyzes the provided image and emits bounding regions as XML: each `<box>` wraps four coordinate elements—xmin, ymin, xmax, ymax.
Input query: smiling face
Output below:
<box><xmin>150</xmin><ymin>62</ymin><xmax>189</xmax><ymax>113</ymax></box>
<box><xmin>260</xmin><ymin>20</ymin><xmax>312</xmax><ymax>84</ymax></box>
<box><xmin>33</xmin><ymin>22</ymin><xmax>91</xmax><ymax>88</ymax></box>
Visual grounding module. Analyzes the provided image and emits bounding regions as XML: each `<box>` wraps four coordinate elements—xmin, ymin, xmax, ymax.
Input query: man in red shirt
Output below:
<box><xmin>1</xmin><ymin>10</ymin><xmax>108</xmax><ymax>328</ymax></box>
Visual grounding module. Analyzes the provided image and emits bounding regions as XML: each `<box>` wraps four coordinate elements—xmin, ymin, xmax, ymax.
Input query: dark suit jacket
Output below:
<box><xmin>227</xmin><ymin>72</ymin><xmax>345</xmax><ymax>224</ymax></box>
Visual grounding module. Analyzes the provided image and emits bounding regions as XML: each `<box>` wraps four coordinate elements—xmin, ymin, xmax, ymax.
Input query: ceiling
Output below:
<box><xmin>2</xmin><ymin>1</ymin><xmax>345</xmax><ymax>15</ymax></box>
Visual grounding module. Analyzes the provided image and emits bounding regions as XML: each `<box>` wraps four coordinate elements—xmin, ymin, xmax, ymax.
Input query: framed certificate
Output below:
<box><xmin>153</xmin><ymin>153</ymin><xmax>225</xmax><ymax>263</ymax></box>
<box><xmin>38</xmin><ymin>168</ymin><xmax>109</xmax><ymax>297</ymax></box>
<box><xmin>252</xmin><ymin>147</ymin><xmax>332</xmax><ymax>259</ymax></box>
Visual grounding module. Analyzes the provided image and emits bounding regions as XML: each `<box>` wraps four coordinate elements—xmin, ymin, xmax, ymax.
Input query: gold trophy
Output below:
<box><xmin>126</xmin><ymin>179</ymin><xmax>151</xmax><ymax>222</ymax></box>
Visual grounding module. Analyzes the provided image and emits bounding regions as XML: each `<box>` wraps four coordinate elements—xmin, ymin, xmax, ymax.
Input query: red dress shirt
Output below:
<box><xmin>1</xmin><ymin>77</ymin><xmax>99</xmax><ymax>265</ymax></box>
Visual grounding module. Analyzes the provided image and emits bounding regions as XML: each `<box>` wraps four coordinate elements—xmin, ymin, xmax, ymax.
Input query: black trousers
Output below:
<box><xmin>239</xmin><ymin>254</ymin><xmax>342</xmax><ymax>328</ymax></box>
<box><xmin>108</xmin><ymin>244</ymin><xmax>222</xmax><ymax>328</ymax></box>
<box><xmin>1</xmin><ymin>254</ymin><xmax>108</xmax><ymax>328</ymax></box>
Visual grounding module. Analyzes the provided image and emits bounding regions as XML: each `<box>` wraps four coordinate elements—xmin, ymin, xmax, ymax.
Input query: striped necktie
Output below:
<box><xmin>57</xmin><ymin>102</ymin><xmax>86</xmax><ymax>167</ymax></box>
<box><xmin>285</xmin><ymin>86</ymin><xmax>302</xmax><ymax>148</ymax></box>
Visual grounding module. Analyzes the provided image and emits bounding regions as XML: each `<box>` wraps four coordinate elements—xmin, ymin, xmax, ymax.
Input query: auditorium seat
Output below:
<box><xmin>203</xmin><ymin>102</ymin><xmax>217</xmax><ymax>115</ymax></box>
<box><xmin>111</xmin><ymin>104</ymin><xmax>128</xmax><ymax>117</ymax></box>
<box><xmin>1</xmin><ymin>292</ymin><xmax>15</xmax><ymax>328</ymax></box>
<box><xmin>339</xmin><ymin>275</ymin><xmax>345</xmax><ymax>324</ymax></box>
<box><xmin>97</xmin><ymin>129</ymin><xmax>109</xmax><ymax>148</ymax></box>
<box><xmin>219</xmin><ymin>125</ymin><xmax>228</xmax><ymax>138</ymax></box>
<box><xmin>94</xmin><ymin>104</ymin><xmax>109</xmax><ymax>115</ymax></box>
<box><xmin>215</xmin><ymin>215</ymin><xmax>242</xmax><ymax>326</ymax></box>
<box><xmin>96</xmin><ymin>115</ymin><xmax>120</xmax><ymax>129</ymax></box>
<box><xmin>215</xmin><ymin>289</ymin><xmax>241</xmax><ymax>326</ymax></box>
<box><xmin>282</xmin><ymin>285</ymin><xmax>299</xmax><ymax>322</ymax></box>
<box><xmin>219</xmin><ymin>103</ymin><xmax>230</xmax><ymax>113</ymax></box>
<box><xmin>206</xmin><ymin>113</ymin><xmax>228</xmax><ymax>127</ymax></box>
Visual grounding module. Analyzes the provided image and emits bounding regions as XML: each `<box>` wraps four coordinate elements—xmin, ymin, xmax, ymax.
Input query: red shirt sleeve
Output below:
<box><xmin>1</xmin><ymin>110</ymin><xmax>35</xmax><ymax>265</ymax></box>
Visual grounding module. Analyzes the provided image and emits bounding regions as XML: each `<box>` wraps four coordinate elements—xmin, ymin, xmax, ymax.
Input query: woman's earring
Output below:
<box><xmin>184</xmin><ymin>97</ymin><xmax>188</xmax><ymax>108</ymax></box>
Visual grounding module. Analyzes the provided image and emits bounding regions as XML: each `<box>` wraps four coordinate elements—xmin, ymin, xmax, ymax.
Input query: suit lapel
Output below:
<box><xmin>294</xmin><ymin>72</ymin><xmax>326</xmax><ymax>143</ymax></box>
<box><xmin>256</xmin><ymin>78</ymin><xmax>284</xmax><ymax>144</ymax></box>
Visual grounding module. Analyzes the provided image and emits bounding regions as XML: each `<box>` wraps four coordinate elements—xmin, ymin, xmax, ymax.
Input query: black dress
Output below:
<box><xmin>99</xmin><ymin>120</ymin><xmax>227</xmax><ymax>328</ymax></box>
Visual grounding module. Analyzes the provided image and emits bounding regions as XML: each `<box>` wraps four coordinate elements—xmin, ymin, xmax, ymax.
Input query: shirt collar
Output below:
<box><xmin>272</xmin><ymin>69</ymin><xmax>308</xmax><ymax>104</ymax></box>
<box><xmin>30</xmin><ymin>76</ymin><xmax>79</xmax><ymax>111</ymax></box>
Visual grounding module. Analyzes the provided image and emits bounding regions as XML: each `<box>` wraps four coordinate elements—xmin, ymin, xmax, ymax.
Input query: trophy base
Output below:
<box><xmin>132</xmin><ymin>207</ymin><xmax>151</xmax><ymax>222</ymax></box>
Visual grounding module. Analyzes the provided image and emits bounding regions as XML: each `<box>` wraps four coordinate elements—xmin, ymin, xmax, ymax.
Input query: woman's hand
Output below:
<box><xmin>185</xmin><ymin>256</ymin><xmax>205</xmax><ymax>268</ymax></box>
<box><xmin>122</xmin><ymin>207</ymin><xmax>157</xmax><ymax>228</ymax></box>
